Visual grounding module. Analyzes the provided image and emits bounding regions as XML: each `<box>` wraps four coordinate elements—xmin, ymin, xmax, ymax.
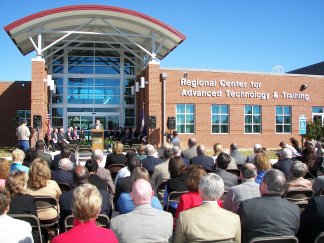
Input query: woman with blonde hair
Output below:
<box><xmin>211</xmin><ymin>143</ymin><xmax>223</xmax><ymax>162</ymax></box>
<box><xmin>26</xmin><ymin>158</ymin><xmax>61</xmax><ymax>220</ymax></box>
<box><xmin>254</xmin><ymin>152</ymin><xmax>272</xmax><ymax>184</ymax></box>
<box><xmin>105</xmin><ymin>141</ymin><xmax>127</xmax><ymax>168</ymax></box>
<box><xmin>0</xmin><ymin>158</ymin><xmax>10</xmax><ymax>188</ymax></box>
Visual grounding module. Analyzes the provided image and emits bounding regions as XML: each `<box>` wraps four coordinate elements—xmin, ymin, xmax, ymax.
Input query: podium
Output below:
<box><xmin>91</xmin><ymin>129</ymin><xmax>104</xmax><ymax>151</ymax></box>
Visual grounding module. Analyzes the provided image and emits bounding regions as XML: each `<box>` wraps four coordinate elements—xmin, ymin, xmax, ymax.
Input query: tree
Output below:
<box><xmin>306</xmin><ymin>120</ymin><xmax>324</xmax><ymax>141</ymax></box>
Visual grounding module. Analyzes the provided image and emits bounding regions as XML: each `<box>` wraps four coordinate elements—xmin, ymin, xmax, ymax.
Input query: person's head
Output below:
<box><xmin>127</xmin><ymin>156</ymin><xmax>141</xmax><ymax>173</ymax></box>
<box><xmin>5</xmin><ymin>171</ymin><xmax>29</xmax><ymax>197</ymax></box>
<box><xmin>280</xmin><ymin>148</ymin><xmax>293</xmax><ymax>160</ymax></box>
<box><xmin>172</xmin><ymin>146</ymin><xmax>182</xmax><ymax>157</ymax></box>
<box><xmin>137</xmin><ymin>145</ymin><xmax>145</xmax><ymax>155</ymax></box>
<box><xmin>260</xmin><ymin>169</ymin><xmax>286</xmax><ymax>196</ymax></box>
<box><xmin>290</xmin><ymin>161</ymin><xmax>308</xmax><ymax>178</ymax></box>
<box><xmin>213</xmin><ymin>143</ymin><xmax>223</xmax><ymax>155</ymax></box>
<box><xmin>91</xmin><ymin>149</ymin><xmax>103</xmax><ymax>162</ymax></box>
<box><xmin>61</xmin><ymin>148</ymin><xmax>72</xmax><ymax>158</ymax></box>
<box><xmin>12</xmin><ymin>149</ymin><xmax>25</xmax><ymax>162</ymax></box>
<box><xmin>73</xmin><ymin>166</ymin><xmax>90</xmax><ymax>186</ymax></box>
<box><xmin>197</xmin><ymin>145</ymin><xmax>206</xmax><ymax>156</ymax></box>
<box><xmin>253</xmin><ymin>144</ymin><xmax>262</xmax><ymax>153</ymax></box>
<box><xmin>72</xmin><ymin>184</ymin><xmax>102</xmax><ymax>222</ymax></box>
<box><xmin>216</xmin><ymin>152</ymin><xmax>231</xmax><ymax>170</ymax></box>
<box><xmin>59</xmin><ymin>158</ymin><xmax>73</xmax><ymax>171</ymax></box>
<box><xmin>172</xmin><ymin>131</ymin><xmax>178</xmax><ymax>137</ymax></box>
<box><xmin>85</xmin><ymin>159</ymin><xmax>99</xmax><ymax>173</ymax></box>
<box><xmin>188</xmin><ymin>138</ymin><xmax>197</xmax><ymax>148</ymax></box>
<box><xmin>279</xmin><ymin>141</ymin><xmax>286</xmax><ymax>149</ymax></box>
<box><xmin>21</xmin><ymin>119</ymin><xmax>28</xmax><ymax>125</ymax></box>
<box><xmin>130</xmin><ymin>167</ymin><xmax>150</xmax><ymax>185</ymax></box>
<box><xmin>0</xmin><ymin>189</ymin><xmax>11</xmax><ymax>215</ymax></box>
<box><xmin>186</xmin><ymin>164</ymin><xmax>206</xmax><ymax>192</ymax></box>
<box><xmin>24</xmin><ymin>148</ymin><xmax>38</xmax><ymax>163</ymax></box>
<box><xmin>163</xmin><ymin>148</ymin><xmax>173</xmax><ymax>160</ymax></box>
<box><xmin>304</xmin><ymin>140</ymin><xmax>314</xmax><ymax>150</ymax></box>
<box><xmin>0</xmin><ymin>158</ymin><xmax>10</xmax><ymax>180</ymax></box>
<box><xmin>95</xmin><ymin>120</ymin><xmax>101</xmax><ymax>125</ymax></box>
<box><xmin>144</xmin><ymin>144</ymin><xmax>156</xmax><ymax>156</ymax></box>
<box><xmin>168</xmin><ymin>156</ymin><xmax>186</xmax><ymax>178</ymax></box>
<box><xmin>240</xmin><ymin>163</ymin><xmax>257</xmax><ymax>179</ymax></box>
<box><xmin>290</xmin><ymin>137</ymin><xmax>299</xmax><ymax>148</ymax></box>
<box><xmin>28</xmin><ymin>158</ymin><xmax>51</xmax><ymax>189</ymax></box>
<box><xmin>112</xmin><ymin>141</ymin><xmax>123</xmax><ymax>154</ymax></box>
<box><xmin>254</xmin><ymin>153</ymin><xmax>271</xmax><ymax>171</ymax></box>
<box><xmin>230</xmin><ymin>143</ymin><xmax>238</xmax><ymax>152</ymax></box>
<box><xmin>35</xmin><ymin>140</ymin><xmax>46</xmax><ymax>151</ymax></box>
<box><xmin>198</xmin><ymin>173</ymin><xmax>224</xmax><ymax>201</ymax></box>
<box><xmin>130</xmin><ymin>179</ymin><xmax>153</xmax><ymax>206</ymax></box>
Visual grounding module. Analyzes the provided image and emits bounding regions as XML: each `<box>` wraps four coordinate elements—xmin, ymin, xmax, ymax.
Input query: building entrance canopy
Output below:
<box><xmin>4</xmin><ymin>4</ymin><xmax>186</xmax><ymax>70</ymax></box>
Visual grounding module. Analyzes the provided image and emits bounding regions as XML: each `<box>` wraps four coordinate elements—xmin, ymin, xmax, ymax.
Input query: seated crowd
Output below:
<box><xmin>0</xmin><ymin>135</ymin><xmax>323</xmax><ymax>243</ymax></box>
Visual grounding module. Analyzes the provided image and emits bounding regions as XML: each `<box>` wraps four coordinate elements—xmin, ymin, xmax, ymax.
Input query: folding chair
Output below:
<box><xmin>248</xmin><ymin>236</ymin><xmax>298</xmax><ymax>243</ymax></box>
<box><xmin>9</xmin><ymin>214</ymin><xmax>43</xmax><ymax>243</ymax></box>
<box><xmin>106</xmin><ymin>164</ymin><xmax>126</xmax><ymax>181</ymax></box>
<box><xmin>166</xmin><ymin>190</ymin><xmax>188</xmax><ymax>212</ymax></box>
<box><xmin>226</xmin><ymin>169</ymin><xmax>240</xmax><ymax>177</ymax></box>
<box><xmin>57</xmin><ymin>182</ymin><xmax>72</xmax><ymax>192</ymax></box>
<box><xmin>64</xmin><ymin>214</ymin><xmax>110</xmax><ymax>232</ymax></box>
<box><xmin>132</xmin><ymin>144</ymin><xmax>142</xmax><ymax>150</ymax></box>
<box><xmin>78</xmin><ymin>147</ymin><xmax>92</xmax><ymax>153</ymax></box>
<box><xmin>283</xmin><ymin>189</ymin><xmax>313</xmax><ymax>202</ymax></box>
<box><xmin>156</xmin><ymin>180</ymin><xmax>168</xmax><ymax>204</ymax></box>
<box><xmin>123</xmin><ymin>147</ymin><xmax>137</xmax><ymax>154</ymax></box>
<box><xmin>314</xmin><ymin>232</ymin><xmax>324</xmax><ymax>243</ymax></box>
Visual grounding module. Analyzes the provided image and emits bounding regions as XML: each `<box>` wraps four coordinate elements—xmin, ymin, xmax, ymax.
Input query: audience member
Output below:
<box><xmin>16</xmin><ymin>119</ymin><xmax>31</xmax><ymax>153</ymax></box>
<box><xmin>0</xmin><ymin>158</ymin><xmax>10</xmax><ymax>188</ymax></box>
<box><xmin>35</xmin><ymin>140</ymin><xmax>52</xmax><ymax>167</ymax></box>
<box><xmin>164</xmin><ymin>156</ymin><xmax>188</xmax><ymax>215</ymax></box>
<box><xmin>171</xmin><ymin>130</ymin><xmax>180</xmax><ymax>143</ymax></box>
<box><xmin>172</xmin><ymin>146</ymin><xmax>189</xmax><ymax>166</ymax></box>
<box><xmin>238</xmin><ymin>169</ymin><xmax>300</xmax><ymax>243</ymax></box>
<box><xmin>151</xmin><ymin>148</ymin><xmax>173</xmax><ymax>193</ymax></box>
<box><xmin>211</xmin><ymin>143</ymin><xmax>223</xmax><ymax>162</ymax></box>
<box><xmin>0</xmin><ymin>188</ymin><xmax>33</xmax><ymax>243</ymax></box>
<box><xmin>117</xmin><ymin>167</ymin><xmax>162</xmax><ymax>214</ymax></box>
<box><xmin>297</xmin><ymin>196</ymin><xmax>324</xmax><ymax>243</ymax></box>
<box><xmin>140</xmin><ymin>144</ymin><xmax>163</xmax><ymax>173</ymax></box>
<box><xmin>52</xmin><ymin>184</ymin><xmax>117</xmax><ymax>243</ymax></box>
<box><xmin>105</xmin><ymin>141</ymin><xmax>127</xmax><ymax>168</ymax></box>
<box><xmin>190</xmin><ymin>145</ymin><xmax>214</xmax><ymax>171</ymax></box>
<box><xmin>278</xmin><ymin>141</ymin><xmax>299</xmax><ymax>157</ymax></box>
<box><xmin>290</xmin><ymin>137</ymin><xmax>302</xmax><ymax>154</ymax></box>
<box><xmin>26</xmin><ymin>158</ymin><xmax>61</xmax><ymax>221</ymax></box>
<box><xmin>214</xmin><ymin>153</ymin><xmax>238</xmax><ymax>190</ymax></box>
<box><xmin>245</xmin><ymin>144</ymin><xmax>262</xmax><ymax>163</ymax></box>
<box><xmin>273</xmin><ymin>148</ymin><xmax>293</xmax><ymax>178</ymax></box>
<box><xmin>300</xmin><ymin>141</ymin><xmax>317</xmax><ymax>177</ymax></box>
<box><xmin>111</xmin><ymin>179</ymin><xmax>173</xmax><ymax>243</ymax></box>
<box><xmin>230</xmin><ymin>143</ymin><xmax>246</xmax><ymax>165</ymax></box>
<box><xmin>313</xmin><ymin>174</ymin><xmax>324</xmax><ymax>196</ymax></box>
<box><xmin>11</xmin><ymin>148</ymin><xmax>29</xmax><ymax>173</ymax></box>
<box><xmin>114</xmin><ymin>152</ymin><xmax>135</xmax><ymax>185</ymax></box>
<box><xmin>51</xmin><ymin>143</ymin><xmax>76</xmax><ymax>170</ymax></box>
<box><xmin>286</xmin><ymin>161</ymin><xmax>312</xmax><ymax>190</ymax></box>
<box><xmin>174</xmin><ymin>174</ymin><xmax>241</xmax><ymax>243</ymax></box>
<box><xmin>254</xmin><ymin>152</ymin><xmax>272</xmax><ymax>184</ymax></box>
<box><xmin>92</xmin><ymin>149</ymin><xmax>115</xmax><ymax>194</ymax></box>
<box><xmin>51</xmin><ymin>158</ymin><xmax>74</xmax><ymax>188</ymax></box>
<box><xmin>23</xmin><ymin>148</ymin><xmax>38</xmax><ymax>168</ymax></box>
<box><xmin>85</xmin><ymin>159</ymin><xmax>108</xmax><ymax>191</ymax></box>
<box><xmin>182</xmin><ymin>138</ymin><xmax>198</xmax><ymax>159</ymax></box>
<box><xmin>223</xmin><ymin>163</ymin><xmax>260</xmax><ymax>212</ymax></box>
<box><xmin>135</xmin><ymin>144</ymin><xmax>146</xmax><ymax>160</ymax></box>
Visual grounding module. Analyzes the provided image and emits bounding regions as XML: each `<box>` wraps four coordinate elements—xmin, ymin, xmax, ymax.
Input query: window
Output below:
<box><xmin>211</xmin><ymin>105</ymin><xmax>229</xmax><ymax>133</ymax></box>
<box><xmin>51</xmin><ymin>108</ymin><xmax>63</xmax><ymax>127</ymax></box>
<box><xmin>176</xmin><ymin>104</ymin><xmax>195</xmax><ymax>133</ymax></box>
<box><xmin>124</xmin><ymin>108</ymin><xmax>135</xmax><ymax>127</ymax></box>
<box><xmin>276</xmin><ymin>106</ymin><xmax>291</xmax><ymax>133</ymax></box>
<box><xmin>244</xmin><ymin>105</ymin><xmax>261</xmax><ymax>133</ymax></box>
<box><xmin>16</xmin><ymin>110</ymin><xmax>31</xmax><ymax>125</ymax></box>
<box><xmin>312</xmin><ymin>106</ymin><xmax>324</xmax><ymax>126</ymax></box>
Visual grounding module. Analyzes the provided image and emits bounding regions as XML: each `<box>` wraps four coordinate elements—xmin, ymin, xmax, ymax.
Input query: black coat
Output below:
<box><xmin>190</xmin><ymin>154</ymin><xmax>214</xmax><ymax>172</ymax></box>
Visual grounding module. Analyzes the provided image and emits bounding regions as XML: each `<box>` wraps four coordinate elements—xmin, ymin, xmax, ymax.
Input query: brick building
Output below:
<box><xmin>1</xmin><ymin>5</ymin><xmax>324</xmax><ymax>148</ymax></box>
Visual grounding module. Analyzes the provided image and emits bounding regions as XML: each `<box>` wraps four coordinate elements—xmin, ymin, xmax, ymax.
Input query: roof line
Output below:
<box><xmin>4</xmin><ymin>4</ymin><xmax>186</xmax><ymax>41</ymax></box>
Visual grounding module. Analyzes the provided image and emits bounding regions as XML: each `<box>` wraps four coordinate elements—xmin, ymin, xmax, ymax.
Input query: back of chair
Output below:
<box><xmin>57</xmin><ymin>182</ymin><xmax>72</xmax><ymax>192</ymax></box>
<box><xmin>107</xmin><ymin>164</ymin><xmax>126</xmax><ymax>180</ymax></box>
<box><xmin>123</xmin><ymin>147</ymin><xmax>136</xmax><ymax>154</ymax></box>
<box><xmin>9</xmin><ymin>214</ymin><xmax>43</xmax><ymax>243</ymax></box>
<box><xmin>64</xmin><ymin>214</ymin><xmax>110</xmax><ymax>232</ymax></box>
<box><xmin>78</xmin><ymin>147</ymin><xmax>92</xmax><ymax>153</ymax></box>
<box><xmin>283</xmin><ymin>189</ymin><xmax>314</xmax><ymax>202</ymax></box>
<box><xmin>314</xmin><ymin>232</ymin><xmax>324</xmax><ymax>243</ymax></box>
<box><xmin>226</xmin><ymin>169</ymin><xmax>240</xmax><ymax>177</ymax></box>
<box><xmin>167</xmin><ymin>190</ymin><xmax>188</xmax><ymax>211</ymax></box>
<box><xmin>157</xmin><ymin>180</ymin><xmax>167</xmax><ymax>202</ymax></box>
<box><xmin>132</xmin><ymin>144</ymin><xmax>142</xmax><ymax>150</ymax></box>
<box><xmin>248</xmin><ymin>235</ymin><xmax>299</xmax><ymax>243</ymax></box>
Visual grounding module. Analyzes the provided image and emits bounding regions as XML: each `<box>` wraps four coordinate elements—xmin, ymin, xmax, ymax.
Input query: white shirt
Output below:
<box><xmin>16</xmin><ymin>124</ymin><xmax>30</xmax><ymax>141</ymax></box>
<box><xmin>0</xmin><ymin>215</ymin><xmax>33</xmax><ymax>243</ymax></box>
<box><xmin>114</xmin><ymin>166</ymin><xmax>130</xmax><ymax>185</ymax></box>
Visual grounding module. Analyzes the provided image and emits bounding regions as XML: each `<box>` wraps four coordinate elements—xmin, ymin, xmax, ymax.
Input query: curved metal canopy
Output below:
<box><xmin>4</xmin><ymin>5</ymin><xmax>186</xmax><ymax>67</ymax></box>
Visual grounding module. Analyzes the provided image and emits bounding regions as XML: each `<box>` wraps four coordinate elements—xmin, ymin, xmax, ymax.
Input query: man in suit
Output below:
<box><xmin>59</xmin><ymin>166</ymin><xmax>111</xmax><ymax>231</ymax></box>
<box><xmin>51</xmin><ymin>158</ymin><xmax>74</xmax><ymax>188</ymax></box>
<box><xmin>140</xmin><ymin>144</ymin><xmax>163</xmax><ymax>174</ymax></box>
<box><xmin>190</xmin><ymin>145</ymin><xmax>214</xmax><ymax>172</ymax></box>
<box><xmin>230</xmin><ymin>143</ymin><xmax>246</xmax><ymax>165</ymax></box>
<box><xmin>172</xmin><ymin>146</ymin><xmax>189</xmax><ymax>166</ymax></box>
<box><xmin>35</xmin><ymin>139</ymin><xmax>52</xmax><ymax>167</ymax></box>
<box><xmin>151</xmin><ymin>148</ymin><xmax>172</xmax><ymax>193</ymax></box>
<box><xmin>297</xmin><ymin>196</ymin><xmax>324</xmax><ymax>243</ymax></box>
<box><xmin>245</xmin><ymin>144</ymin><xmax>262</xmax><ymax>163</ymax></box>
<box><xmin>214</xmin><ymin>153</ymin><xmax>238</xmax><ymax>191</ymax></box>
<box><xmin>273</xmin><ymin>148</ymin><xmax>293</xmax><ymax>178</ymax></box>
<box><xmin>85</xmin><ymin>159</ymin><xmax>108</xmax><ymax>191</ymax></box>
<box><xmin>223</xmin><ymin>163</ymin><xmax>260</xmax><ymax>212</ymax></box>
<box><xmin>111</xmin><ymin>179</ymin><xmax>173</xmax><ymax>243</ymax></box>
<box><xmin>312</xmin><ymin>175</ymin><xmax>324</xmax><ymax>196</ymax></box>
<box><xmin>174</xmin><ymin>173</ymin><xmax>241</xmax><ymax>243</ymax></box>
<box><xmin>182</xmin><ymin>138</ymin><xmax>198</xmax><ymax>159</ymax></box>
<box><xmin>238</xmin><ymin>169</ymin><xmax>300</xmax><ymax>243</ymax></box>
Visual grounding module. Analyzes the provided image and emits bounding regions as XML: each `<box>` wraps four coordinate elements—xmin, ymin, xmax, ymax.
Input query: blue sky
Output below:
<box><xmin>1</xmin><ymin>0</ymin><xmax>323</xmax><ymax>81</ymax></box>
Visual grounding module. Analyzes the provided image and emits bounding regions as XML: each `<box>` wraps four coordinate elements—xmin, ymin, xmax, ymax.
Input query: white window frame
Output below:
<box><xmin>244</xmin><ymin>105</ymin><xmax>262</xmax><ymax>134</ymax></box>
<box><xmin>211</xmin><ymin>104</ymin><xmax>229</xmax><ymax>134</ymax></box>
<box><xmin>275</xmin><ymin>106</ymin><xmax>292</xmax><ymax>134</ymax></box>
<box><xmin>176</xmin><ymin>104</ymin><xmax>195</xmax><ymax>134</ymax></box>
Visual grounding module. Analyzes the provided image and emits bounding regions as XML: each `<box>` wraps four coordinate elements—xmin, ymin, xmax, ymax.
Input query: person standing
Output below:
<box><xmin>16</xmin><ymin>119</ymin><xmax>31</xmax><ymax>153</ymax></box>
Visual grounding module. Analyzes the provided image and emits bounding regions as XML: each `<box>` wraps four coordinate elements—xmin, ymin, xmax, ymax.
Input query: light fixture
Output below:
<box><xmin>161</xmin><ymin>73</ymin><xmax>168</xmax><ymax>80</ymax></box>
<box><xmin>135</xmin><ymin>82</ymin><xmax>140</xmax><ymax>92</ymax></box>
<box><xmin>131</xmin><ymin>86</ymin><xmax>135</xmax><ymax>95</ymax></box>
<box><xmin>47</xmin><ymin>74</ymin><xmax>52</xmax><ymax>83</ymax></box>
<box><xmin>52</xmin><ymin>84</ymin><xmax>56</xmax><ymax>94</ymax></box>
<box><xmin>183</xmin><ymin>72</ymin><xmax>189</xmax><ymax>78</ymax></box>
<box><xmin>300</xmin><ymin>84</ymin><xmax>308</xmax><ymax>91</ymax></box>
<box><xmin>140</xmin><ymin>77</ymin><xmax>145</xmax><ymax>88</ymax></box>
<box><xmin>50</xmin><ymin>80</ymin><xmax>54</xmax><ymax>91</ymax></box>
